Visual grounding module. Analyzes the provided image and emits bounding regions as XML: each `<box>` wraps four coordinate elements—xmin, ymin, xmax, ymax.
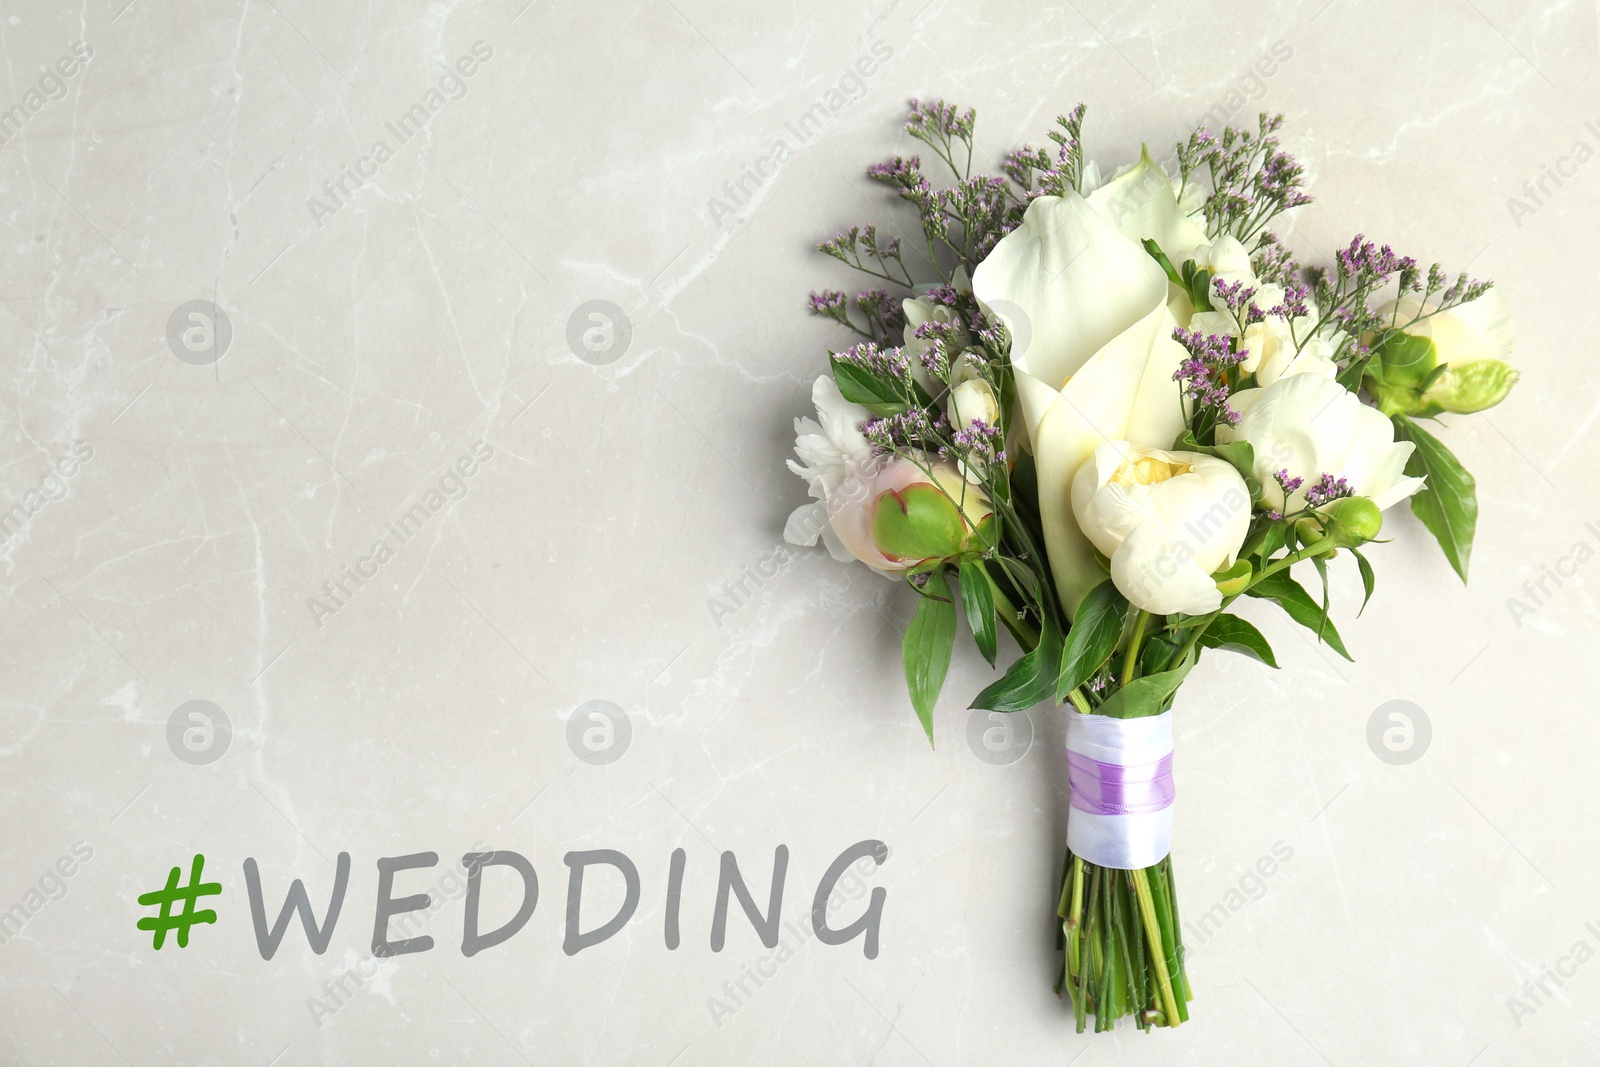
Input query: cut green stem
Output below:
<box><xmin>1122</xmin><ymin>609</ymin><xmax>1150</xmax><ymax>686</ymax></box>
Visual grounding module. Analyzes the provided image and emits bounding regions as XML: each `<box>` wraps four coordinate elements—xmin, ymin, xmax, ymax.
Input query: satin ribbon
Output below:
<box><xmin>1065</xmin><ymin>710</ymin><xmax>1175</xmax><ymax>870</ymax></box>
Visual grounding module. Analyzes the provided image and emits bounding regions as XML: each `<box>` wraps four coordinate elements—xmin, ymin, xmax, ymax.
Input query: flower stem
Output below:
<box><xmin>1174</xmin><ymin>542</ymin><xmax>1340</xmax><ymax>664</ymax></box>
<box><xmin>1132</xmin><ymin>867</ymin><xmax>1181</xmax><ymax>1027</ymax></box>
<box><xmin>1122</xmin><ymin>610</ymin><xmax>1150</xmax><ymax>686</ymax></box>
<box><xmin>985</xmin><ymin>575</ymin><xmax>1041</xmax><ymax>651</ymax></box>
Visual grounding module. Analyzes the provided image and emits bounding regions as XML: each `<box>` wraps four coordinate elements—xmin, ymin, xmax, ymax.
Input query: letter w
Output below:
<box><xmin>243</xmin><ymin>853</ymin><xmax>351</xmax><ymax>959</ymax></box>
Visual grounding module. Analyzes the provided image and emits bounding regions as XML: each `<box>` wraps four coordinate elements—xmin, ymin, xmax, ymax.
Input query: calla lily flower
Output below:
<box><xmin>972</xmin><ymin>193</ymin><xmax>1188</xmax><ymax>617</ymax></box>
<box><xmin>1086</xmin><ymin>146</ymin><xmax>1209</xmax><ymax>266</ymax></box>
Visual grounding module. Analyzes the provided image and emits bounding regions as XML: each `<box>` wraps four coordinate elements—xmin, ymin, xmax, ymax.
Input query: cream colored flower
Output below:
<box><xmin>972</xmin><ymin>192</ymin><xmax>1187</xmax><ymax>617</ymax></box>
<box><xmin>1219</xmin><ymin>374</ymin><xmax>1425</xmax><ymax>514</ymax></box>
<box><xmin>1072</xmin><ymin>443</ymin><xmax>1252</xmax><ymax>615</ymax></box>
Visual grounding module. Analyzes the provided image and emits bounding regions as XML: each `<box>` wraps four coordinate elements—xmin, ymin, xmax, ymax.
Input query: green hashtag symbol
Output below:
<box><xmin>136</xmin><ymin>853</ymin><xmax>222</xmax><ymax>949</ymax></box>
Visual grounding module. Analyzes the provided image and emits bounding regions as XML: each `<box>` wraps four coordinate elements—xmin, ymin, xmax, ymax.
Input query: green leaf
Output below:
<box><xmin>1096</xmin><ymin>657</ymin><xmax>1195</xmax><ymax>719</ymax></box>
<box><xmin>1138</xmin><ymin>628</ymin><xmax>1186</xmax><ymax>677</ymax></box>
<box><xmin>903</xmin><ymin>570</ymin><xmax>957</xmax><ymax>745</ymax></box>
<box><xmin>1198</xmin><ymin>614</ymin><xmax>1278</xmax><ymax>668</ymax></box>
<box><xmin>971</xmin><ymin>616</ymin><xmax>1062</xmax><ymax>713</ymax></box>
<box><xmin>1057</xmin><ymin>579</ymin><xmax>1127</xmax><ymax>700</ymax></box>
<box><xmin>1336</xmin><ymin>360</ymin><xmax>1366</xmax><ymax>393</ymax></box>
<box><xmin>830</xmin><ymin>355</ymin><xmax>910</xmax><ymax>416</ymax></box>
<box><xmin>1174</xmin><ymin>431</ymin><xmax>1260</xmax><ymax>499</ymax></box>
<box><xmin>1310</xmin><ymin>554</ymin><xmax>1332</xmax><ymax>642</ymax></box>
<box><xmin>1261</xmin><ymin>521</ymin><xmax>1288</xmax><ymax>561</ymax></box>
<box><xmin>958</xmin><ymin>560</ymin><xmax>998</xmax><ymax>667</ymax></box>
<box><xmin>1351</xmin><ymin>547</ymin><xmax>1376</xmax><ymax>616</ymax></box>
<box><xmin>1246</xmin><ymin>570</ymin><xmax>1353</xmax><ymax>661</ymax></box>
<box><xmin>997</xmin><ymin>556</ymin><xmax>1042</xmax><ymax>606</ymax></box>
<box><xmin>1393</xmin><ymin>415</ymin><xmax>1478</xmax><ymax>582</ymax></box>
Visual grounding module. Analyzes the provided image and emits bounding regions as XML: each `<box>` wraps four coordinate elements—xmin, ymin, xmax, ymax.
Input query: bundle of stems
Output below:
<box><xmin>1054</xmin><ymin>845</ymin><xmax>1190</xmax><ymax>1031</ymax></box>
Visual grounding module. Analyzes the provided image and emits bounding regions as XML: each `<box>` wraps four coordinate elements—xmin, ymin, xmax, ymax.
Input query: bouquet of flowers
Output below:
<box><xmin>784</xmin><ymin>100</ymin><xmax>1517</xmax><ymax>1032</ymax></box>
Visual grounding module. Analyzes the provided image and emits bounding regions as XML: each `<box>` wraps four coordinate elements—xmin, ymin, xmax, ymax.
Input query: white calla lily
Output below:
<box><xmin>972</xmin><ymin>192</ymin><xmax>1187</xmax><ymax>617</ymax></box>
<box><xmin>1072</xmin><ymin>443</ymin><xmax>1252</xmax><ymax>615</ymax></box>
<box><xmin>1218</xmin><ymin>374</ymin><xmax>1426</xmax><ymax>514</ymax></box>
<box><xmin>1086</xmin><ymin>146</ymin><xmax>1209</xmax><ymax>266</ymax></box>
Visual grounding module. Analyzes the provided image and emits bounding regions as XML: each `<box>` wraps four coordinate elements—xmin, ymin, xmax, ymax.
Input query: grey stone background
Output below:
<box><xmin>0</xmin><ymin>0</ymin><xmax>1595</xmax><ymax>1063</ymax></box>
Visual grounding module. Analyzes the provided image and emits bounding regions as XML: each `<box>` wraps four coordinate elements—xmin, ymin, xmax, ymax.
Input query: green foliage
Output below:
<box><xmin>1197</xmin><ymin>614</ymin><xmax>1278</xmax><ymax>667</ymax></box>
<box><xmin>1057</xmin><ymin>580</ymin><xmax>1128</xmax><ymax>700</ymax></box>
<box><xmin>1095</xmin><ymin>657</ymin><xmax>1195</xmax><ymax>719</ymax></box>
<box><xmin>958</xmin><ymin>560</ymin><xmax>998</xmax><ymax>666</ymax></box>
<box><xmin>1246</xmin><ymin>571</ymin><xmax>1352</xmax><ymax>661</ymax></box>
<box><xmin>971</xmin><ymin>616</ymin><xmax>1062</xmax><ymax>713</ymax></box>
<box><xmin>903</xmin><ymin>569</ymin><xmax>957</xmax><ymax>745</ymax></box>
<box><xmin>1393</xmin><ymin>415</ymin><xmax>1478</xmax><ymax>582</ymax></box>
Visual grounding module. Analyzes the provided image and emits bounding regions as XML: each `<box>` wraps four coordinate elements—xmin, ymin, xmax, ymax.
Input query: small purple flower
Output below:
<box><xmin>1171</xmin><ymin>327</ymin><xmax>1246</xmax><ymax>425</ymax></box>
<box><xmin>861</xmin><ymin>408</ymin><xmax>951</xmax><ymax>453</ymax></box>
<box><xmin>1266</xmin><ymin>284</ymin><xmax>1312</xmax><ymax>321</ymax></box>
<box><xmin>1211</xmin><ymin>277</ymin><xmax>1258</xmax><ymax>312</ymax></box>
<box><xmin>836</xmin><ymin>341</ymin><xmax>911</xmax><ymax>379</ymax></box>
<box><xmin>809</xmin><ymin>290</ymin><xmax>847</xmax><ymax>314</ymax></box>
<box><xmin>1304</xmin><ymin>473</ymin><xmax>1354</xmax><ymax>508</ymax></box>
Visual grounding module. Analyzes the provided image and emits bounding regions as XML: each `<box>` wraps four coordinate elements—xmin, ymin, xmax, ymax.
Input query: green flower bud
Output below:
<box><xmin>1291</xmin><ymin>497</ymin><xmax>1382</xmax><ymax>551</ymax></box>
<box><xmin>1320</xmin><ymin>496</ymin><xmax>1383</xmax><ymax>548</ymax></box>
<box><xmin>1371</xmin><ymin>331</ymin><xmax>1438</xmax><ymax>389</ymax></box>
<box><xmin>870</xmin><ymin>472</ymin><xmax>994</xmax><ymax>566</ymax></box>
<box><xmin>1366</xmin><ymin>332</ymin><xmax>1440</xmax><ymax>417</ymax></box>
<box><xmin>1421</xmin><ymin>358</ymin><xmax>1519</xmax><ymax>415</ymax></box>
<box><xmin>871</xmin><ymin>484</ymin><xmax>965</xmax><ymax>563</ymax></box>
<box><xmin>1368</xmin><ymin>290</ymin><xmax>1517</xmax><ymax>416</ymax></box>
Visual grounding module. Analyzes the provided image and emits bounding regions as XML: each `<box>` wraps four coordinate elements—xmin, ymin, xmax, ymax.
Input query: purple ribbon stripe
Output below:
<box><xmin>1066</xmin><ymin>751</ymin><xmax>1175</xmax><ymax>816</ymax></box>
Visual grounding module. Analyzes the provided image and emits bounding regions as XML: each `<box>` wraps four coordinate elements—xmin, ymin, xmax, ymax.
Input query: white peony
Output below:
<box><xmin>1072</xmin><ymin>443</ymin><xmax>1252</xmax><ymax>615</ymax></box>
<box><xmin>1218</xmin><ymin>374</ymin><xmax>1426</xmax><ymax>514</ymax></box>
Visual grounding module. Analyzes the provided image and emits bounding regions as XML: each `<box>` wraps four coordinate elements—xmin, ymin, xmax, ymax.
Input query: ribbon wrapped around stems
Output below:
<box><xmin>1065</xmin><ymin>710</ymin><xmax>1175</xmax><ymax>870</ymax></box>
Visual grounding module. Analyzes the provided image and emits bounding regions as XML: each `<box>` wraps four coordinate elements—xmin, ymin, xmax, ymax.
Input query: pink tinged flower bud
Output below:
<box><xmin>827</xmin><ymin>457</ymin><xmax>991</xmax><ymax>572</ymax></box>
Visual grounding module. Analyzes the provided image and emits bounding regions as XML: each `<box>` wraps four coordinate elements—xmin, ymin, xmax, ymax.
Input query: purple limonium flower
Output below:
<box><xmin>862</xmin><ymin>408</ymin><xmax>951</xmax><ymax>452</ymax></box>
<box><xmin>1304</xmin><ymin>473</ymin><xmax>1354</xmax><ymax>508</ymax></box>
<box><xmin>1172</xmin><ymin>327</ymin><xmax>1246</xmax><ymax>425</ymax></box>
<box><xmin>809</xmin><ymin>290</ymin><xmax>847</xmax><ymax>314</ymax></box>
<box><xmin>836</xmin><ymin>341</ymin><xmax>911</xmax><ymax>378</ymax></box>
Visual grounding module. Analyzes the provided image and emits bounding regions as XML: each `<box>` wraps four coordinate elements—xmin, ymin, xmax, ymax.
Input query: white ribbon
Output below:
<box><xmin>1065</xmin><ymin>710</ymin><xmax>1175</xmax><ymax>870</ymax></box>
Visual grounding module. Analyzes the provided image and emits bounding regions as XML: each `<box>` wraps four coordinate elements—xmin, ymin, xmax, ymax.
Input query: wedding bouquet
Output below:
<box><xmin>783</xmin><ymin>100</ymin><xmax>1517</xmax><ymax>1031</ymax></box>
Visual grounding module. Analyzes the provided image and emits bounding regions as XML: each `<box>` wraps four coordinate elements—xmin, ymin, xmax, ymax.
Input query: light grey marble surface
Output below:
<box><xmin>0</xmin><ymin>0</ymin><xmax>1596</xmax><ymax>1063</ymax></box>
